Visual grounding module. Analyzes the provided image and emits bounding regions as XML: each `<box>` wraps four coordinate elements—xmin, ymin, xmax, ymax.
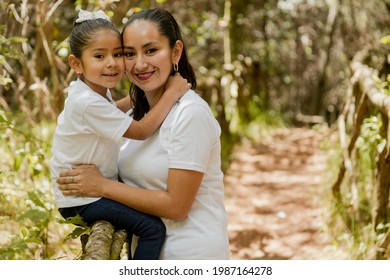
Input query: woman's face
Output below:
<box><xmin>123</xmin><ymin>20</ymin><xmax>173</xmax><ymax>96</ymax></box>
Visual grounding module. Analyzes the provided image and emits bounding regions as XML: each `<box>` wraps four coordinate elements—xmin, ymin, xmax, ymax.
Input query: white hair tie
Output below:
<box><xmin>75</xmin><ymin>9</ymin><xmax>111</xmax><ymax>23</ymax></box>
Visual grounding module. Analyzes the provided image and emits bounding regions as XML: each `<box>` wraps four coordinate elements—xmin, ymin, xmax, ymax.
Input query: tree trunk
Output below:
<box><xmin>110</xmin><ymin>229</ymin><xmax>128</xmax><ymax>260</ymax></box>
<box><xmin>82</xmin><ymin>221</ymin><xmax>114</xmax><ymax>260</ymax></box>
<box><xmin>310</xmin><ymin>0</ymin><xmax>340</xmax><ymax>115</ymax></box>
<box><xmin>221</xmin><ymin>0</ymin><xmax>234</xmax><ymax>124</ymax></box>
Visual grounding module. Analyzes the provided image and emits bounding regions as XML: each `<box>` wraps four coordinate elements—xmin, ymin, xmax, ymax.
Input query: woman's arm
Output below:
<box><xmin>57</xmin><ymin>165</ymin><xmax>203</xmax><ymax>220</ymax></box>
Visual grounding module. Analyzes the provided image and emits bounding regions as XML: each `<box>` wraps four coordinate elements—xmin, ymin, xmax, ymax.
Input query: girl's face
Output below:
<box><xmin>78</xmin><ymin>29</ymin><xmax>124</xmax><ymax>96</ymax></box>
<box><xmin>122</xmin><ymin>20</ymin><xmax>174</xmax><ymax>97</ymax></box>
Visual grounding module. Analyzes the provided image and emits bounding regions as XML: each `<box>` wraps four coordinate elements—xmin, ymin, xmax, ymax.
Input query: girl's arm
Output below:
<box><xmin>116</xmin><ymin>95</ymin><xmax>132</xmax><ymax>113</ymax></box>
<box><xmin>123</xmin><ymin>73</ymin><xmax>190</xmax><ymax>140</ymax></box>
<box><xmin>57</xmin><ymin>165</ymin><xmax>203</xmax><ymax>221</ymax></box>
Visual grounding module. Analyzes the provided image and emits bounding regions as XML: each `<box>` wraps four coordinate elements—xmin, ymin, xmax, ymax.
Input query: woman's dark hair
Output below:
<box><xmin>122</xmin><ymin>8</ymin><xmax>197</xmax><ymax>120</ymax></box>
<box><xmin>69</xmin><ymin>18</ymin><xmax>119</xmax><ymax>58</ymax></box>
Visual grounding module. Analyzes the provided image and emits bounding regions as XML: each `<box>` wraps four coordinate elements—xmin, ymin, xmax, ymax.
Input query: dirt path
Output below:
<box><xmin>224</xmin><ymin>127</ymin><xmax>335</xmax><ymax>260</ymax></box>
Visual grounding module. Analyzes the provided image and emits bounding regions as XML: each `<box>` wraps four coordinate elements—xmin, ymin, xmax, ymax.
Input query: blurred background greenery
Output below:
<box><xmin>0</xmin><ymin>0</ymin><xmax>389</xmax><ymax>259</ymax></box>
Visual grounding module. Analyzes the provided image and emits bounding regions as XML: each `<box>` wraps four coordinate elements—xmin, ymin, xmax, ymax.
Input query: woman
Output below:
<box><xmin>57</xmin><ymin>8</ymin><xmax>230</xmax><ymax>260</ymax></box>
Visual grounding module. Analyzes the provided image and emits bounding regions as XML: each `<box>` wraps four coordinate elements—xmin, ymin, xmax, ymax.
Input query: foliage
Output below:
<box><xmin>377</xmin><ymin>74</ymin><xmax>390</xmax><ymax>96</ymax></box>
<box><xmin>0</xmin><ymin>25</ymin><xmax>26</xmax><ymax>87</ymax></box>
<box><xmin>58</xmin><ymin>215</ymin><xmax>89</xmax><ymax>241</ymax></box>
<box><xmin>0</xmin><ymin>109</ymin><xmax>79</xmax><ymax>259</ymax></box>
<box><xmin>380</xmin><ymin>35</ymin><xmax>390</xmax><ymax>45</ymax></box>
<box><xmin>1</xmin><ymin>0</ymin><xmax>389</xmax><ymax>123</ymax></box>
<box><xmin>322</xmin><ymin>80</ymin><xmax>390</xmax><ymax>259</ymax></box>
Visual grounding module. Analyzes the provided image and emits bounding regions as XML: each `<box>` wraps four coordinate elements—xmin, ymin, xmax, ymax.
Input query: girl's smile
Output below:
<box><xmin>76</xmin><ymin>29</ymin><xmax>124</xmax><ymax>96</ymax></box>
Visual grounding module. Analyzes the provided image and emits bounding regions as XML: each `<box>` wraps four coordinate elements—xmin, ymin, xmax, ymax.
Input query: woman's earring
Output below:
<box><xmin>173</xmin><ymin>63</ymin><xmax>179</xmax><ymax>72</ymax></box>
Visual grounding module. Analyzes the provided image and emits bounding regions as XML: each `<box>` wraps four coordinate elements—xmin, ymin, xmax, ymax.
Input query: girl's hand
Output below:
<box><xmin>165</xmin><ymin>72</ymin><xmax>191</xmax><ymax>100</ymax></box>
<box><xmin>57</xmin><ymin>164</ymin><xmax>105</xmax><ymax>197</ymax></box>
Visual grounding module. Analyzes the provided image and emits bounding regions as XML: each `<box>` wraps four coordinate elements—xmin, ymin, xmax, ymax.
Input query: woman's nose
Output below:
<box><xmin>135</xmin><ymin>55</ymin><xmax>147</xmax><ymax>70</ymax></box>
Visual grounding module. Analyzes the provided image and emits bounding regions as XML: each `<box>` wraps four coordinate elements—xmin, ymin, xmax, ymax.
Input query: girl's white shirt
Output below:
<box><xmin>119</xmin><ymin>89</ymin><xmax>230</xmax><ymax>259</ymax></box>
<box><xmin>50</xmin><ymin>79</ymin><xmax>132</xmax><ymax>208</ymax></box>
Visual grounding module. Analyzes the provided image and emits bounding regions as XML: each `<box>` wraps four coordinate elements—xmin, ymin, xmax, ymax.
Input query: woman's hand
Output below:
<box><xmin>57</xmin><ymin>164</ymin><xmax>106</xmax><ymax>197</ymax></box>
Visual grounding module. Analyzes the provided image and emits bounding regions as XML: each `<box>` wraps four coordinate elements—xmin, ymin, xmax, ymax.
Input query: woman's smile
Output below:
<box><xmin>123</xmin><ymin>20</ymin><xmax>174</xmax><ymax>95</ymax></box>
<box><xmin>136</xmin><ymin>71</ymin><xmax>155</xmax><ymax>81</ymax></box>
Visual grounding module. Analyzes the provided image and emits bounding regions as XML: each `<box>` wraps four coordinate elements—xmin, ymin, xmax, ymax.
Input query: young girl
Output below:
<box><xmin>50</xmin><ymin>9</ymin><xmax>190</xmax><ymax>260</ymax></box>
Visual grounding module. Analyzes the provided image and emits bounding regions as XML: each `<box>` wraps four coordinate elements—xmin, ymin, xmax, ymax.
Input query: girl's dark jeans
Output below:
<box><xmin>59</xmin><ymin>197</ymin><xmax>166</xmax><ymax>260</ymax></box>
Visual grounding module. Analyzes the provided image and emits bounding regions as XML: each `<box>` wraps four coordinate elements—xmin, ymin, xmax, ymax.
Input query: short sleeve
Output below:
<box><xmin>168</xmin><ymin>104</ymin><xmax>217</xmax><ymax>173</ymax></box>
<box><xmin>80</xmin><ymin>98</ymin><xmax>132</xmax><ymax>142</ymax></box>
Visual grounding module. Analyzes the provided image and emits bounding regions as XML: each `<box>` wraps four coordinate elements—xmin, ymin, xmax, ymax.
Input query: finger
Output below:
<box><xmin>58</xmin><ymin>184</ymin><xmax>67</xmax><ymax>191</ymax></box>
<box><xmin>59</xmin><ymin>170</ymin><xmax>78</xmax><ymax>177</ymax></box>
<box><xmin>64</xmin><ymin>191</ymin><xmax>73</xmax><ymax>196</ymax></box>
<box><xmin>56</xmin><ymin>176</ymin><xmax>76</xmax><ymax>184</ymax></box>
<box><xmin>58</xmin><ymin>183</ymin><xmax>76</xmax><ymax>192</ymax></box>
<box><xmin>57</xmin><ymin>176</ymin><xmax>68</xmax><ymax>184</ymax></box>
<box><xmin>61</xmin><ymin>189</ymin><xmax>76</xmax><ymax>196</ymax></box>
<box><xmin>73</xmin><ymin>164</ymin><xmax>94</xmax><ymax>169</ymax></box>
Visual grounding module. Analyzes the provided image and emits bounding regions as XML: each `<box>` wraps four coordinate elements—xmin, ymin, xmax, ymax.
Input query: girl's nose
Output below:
<box><xmin>106</xmin><ymin>55</ymin><xmax>116</xmax><ymax>67</ymax></box>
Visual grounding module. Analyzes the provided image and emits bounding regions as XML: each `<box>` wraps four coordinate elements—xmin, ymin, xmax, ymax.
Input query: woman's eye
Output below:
<box><xmin>114</xmin><ymin>52</ymin><xmax>123</xmax><ymax>58</ymax></box>
<box><xmin>146</xmin><ymin>48</ymin><xmax>157</xmax><ymax>55</ymax></box>
<box><xmin>124</xmin><ymin>52</ymin><xmax>135</xmax><ymax>58</ymax></box>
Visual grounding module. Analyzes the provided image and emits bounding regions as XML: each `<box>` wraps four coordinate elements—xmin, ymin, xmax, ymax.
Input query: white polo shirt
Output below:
<box><xmin>50</xmin><ymin>79</ymin><xmax>132</xmax><ymax>208</ymax></box>
<box><xmin>118</xmin><ymin>90</ymin><xmax>230</xmax><ymax>259</ymax></box>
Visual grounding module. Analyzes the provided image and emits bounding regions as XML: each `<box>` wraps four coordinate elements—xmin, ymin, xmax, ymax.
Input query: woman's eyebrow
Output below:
<box><xmin>123</xmin><ymin>41</ymin><xmax>157</xmax><ymax>50</ymax></box>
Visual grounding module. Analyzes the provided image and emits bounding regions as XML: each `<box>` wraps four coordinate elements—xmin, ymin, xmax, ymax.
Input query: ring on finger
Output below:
<box><xmin>70</xmin><ymin>176</ymin><xmax>74</xmax><ymax>183</ymax></box>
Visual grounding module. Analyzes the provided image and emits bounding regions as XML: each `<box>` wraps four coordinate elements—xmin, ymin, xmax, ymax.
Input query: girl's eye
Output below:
<box><xmin>114</xmin><ymin>52</ymin><xmax>123</xmax><ymax>58</ymax></box>
<box><xmin>95</xmin><ymin>54</ymin><xmax>104</xmax><ymax>59</ymax></box>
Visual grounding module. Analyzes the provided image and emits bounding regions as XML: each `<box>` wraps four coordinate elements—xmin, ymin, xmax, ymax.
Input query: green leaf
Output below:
<box><xmin>0</xmin><ymin>76</ymin><xmax>13</xmax><ymax>86</ymax></box>
<box><xmin>13</xmin><ymin>155</ymin><xmax>23</xmax><ymax>171</ymax></box>
<box><xmin>7</xmin><ymin>37</ymin><xmax>27</xmax><ymax>43</ymax></box>
<box><xmin>18</xmin><ymin>209</ymin><xmax>50</xmax><ymax>224</ymax></box>
<box><xmin>0</xmin><ymin>110</ymin><xmax>8</xmax><ymax>122</ymax></box>
<box><xmin>28</xmin><ymin>190</ymin><xmax>46</xmax><ymax>209</ymax></box>
<box><xmin>65</xmin><ymin>226</ymin><xmax>88</xmax><ymax>240</ymax></box>
<box><xmin>32</xmin><ymin>163</ymin><xmax>43</xmax><ymax>176</ymax></box>
<box><xmin>58</xmin><ymin>215</ymin><xmax>87</xmax><ymax>227</ymax></box>
<box><xmin>380</xmin><ymin>35</ymin><xmax>390</xmax><ymax>45</ymax></box>
<box><xmin>20</xmin><ymin>226</ymin><xmax>29</xmax><ymax>239</ymax></box>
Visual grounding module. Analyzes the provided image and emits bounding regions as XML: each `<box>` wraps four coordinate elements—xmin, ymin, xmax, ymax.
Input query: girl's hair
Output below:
<box><xmin>122</xmin><ymin>8</ymin><xmax>197</xmax><ymax>120</ymax></box>
<box><xmin>69</xmin><ymin>18</ymin><xmax>119</xmax><ymax>58</ymax></box>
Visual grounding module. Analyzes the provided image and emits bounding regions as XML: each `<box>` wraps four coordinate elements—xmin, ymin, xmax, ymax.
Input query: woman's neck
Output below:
<box><xmin>144</xmin><ymin>87</ymin><xmax>166</xmax><ymax>109</ymax></box>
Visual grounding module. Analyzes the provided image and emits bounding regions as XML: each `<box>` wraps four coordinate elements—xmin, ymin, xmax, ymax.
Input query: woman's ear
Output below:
<box><xmin>68</xmin><ymin>54</ymin><xmax>82</xmax><ymax>76</ymax></box>
<box><xmin>172</xmin><ymin>40</ymin><xmax>184</xmax><ymax>64</ymax></box>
